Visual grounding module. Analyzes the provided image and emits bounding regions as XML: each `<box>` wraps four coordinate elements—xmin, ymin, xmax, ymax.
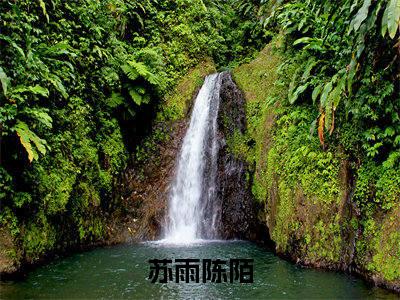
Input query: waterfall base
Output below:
<box><xmin>163</xmin><ymin>72</ymin><xmax>262</xmax><ymax>244</ymax></box>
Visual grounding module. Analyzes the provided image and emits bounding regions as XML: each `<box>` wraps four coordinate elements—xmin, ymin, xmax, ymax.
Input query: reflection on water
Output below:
<box><xmin>0</xmin><ymin>241</ymin><xmax>397</xmax><ymax>299</ymax></box>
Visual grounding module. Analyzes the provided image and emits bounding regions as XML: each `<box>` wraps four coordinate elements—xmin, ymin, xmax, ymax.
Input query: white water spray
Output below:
<box><xmin>163</xmin><ymin>73</ymin><xmax>222</xmax><ymax>244</ymax></box>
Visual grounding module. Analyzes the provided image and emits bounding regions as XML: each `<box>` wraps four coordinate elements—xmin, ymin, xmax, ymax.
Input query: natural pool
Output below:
<box><xmin>0</xmin><ymin>241</ymin><xmax>397</xmax><ymax>299</ymax></box>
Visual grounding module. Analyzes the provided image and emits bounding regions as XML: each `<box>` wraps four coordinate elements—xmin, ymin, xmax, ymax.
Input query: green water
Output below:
<box><xmin>0</xmin><ymin>241</ymin><xmax>397</xmax><ymax>299</ymax></box>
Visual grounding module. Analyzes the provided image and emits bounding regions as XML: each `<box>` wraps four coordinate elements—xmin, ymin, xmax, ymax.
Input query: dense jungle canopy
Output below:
<box><xmin>0</xmin><ymin>0</ymin><xmax>399</xmax><ymax>284</ymax></box>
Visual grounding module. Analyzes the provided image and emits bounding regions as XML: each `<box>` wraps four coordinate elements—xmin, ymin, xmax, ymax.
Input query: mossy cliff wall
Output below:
<box><xmin>215</xmin><ymin>72</ymin><xmax>260</xmax><ymax>240</ymax></box>
<box><xmin>232</xmin><ymin>42</ymin><xmax>400</xmax><ymax>292</ymax></box>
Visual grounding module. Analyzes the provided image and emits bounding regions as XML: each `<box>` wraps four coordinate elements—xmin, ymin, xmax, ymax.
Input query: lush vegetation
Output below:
<box><xmin>233</xmin><ymin>0</ymin><xmax>399</xmax><ymax>284</ymax></box>
<box><xmin>0</xmin><ymin>0</ymin><xmax>399</xmax><ymax>287</ymax></box>
<box><xmin>0</xmin><ymin>0</ymin><xmax>266</xmax><ymax>265</ymax></box>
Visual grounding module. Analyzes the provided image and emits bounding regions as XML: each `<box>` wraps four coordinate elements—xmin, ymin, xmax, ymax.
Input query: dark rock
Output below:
<box><xmin>215</xmin><ymin>72</ymin><xmax>260</xmax><ymax>240</ymax></box>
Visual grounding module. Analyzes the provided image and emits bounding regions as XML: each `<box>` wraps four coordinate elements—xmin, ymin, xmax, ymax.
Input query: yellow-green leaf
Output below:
<box><xmin>38</xmin><ymin>0</ymin><xmax>49</xmax><ymax>23</ymax></box>
<box><xmin>0</xmin><ymin>66</ymin><xmax>8</xmax><ymax>96</ymax></box>
<box><xmin>387</xmin><ymin>0</ymin><xmax>400</xmax><ymax>38</ymax></box>
<box><xmin>14</xmin><ymin>121</ymin><xmax>48</xmax><ymax>162</ymax></box>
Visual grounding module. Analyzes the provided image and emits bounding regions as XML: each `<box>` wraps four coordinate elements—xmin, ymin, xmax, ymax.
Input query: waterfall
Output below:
<box><xmin>163</xmin><ymin>73</ymin><xmax>222</xmax><ymax>243</ymax></box>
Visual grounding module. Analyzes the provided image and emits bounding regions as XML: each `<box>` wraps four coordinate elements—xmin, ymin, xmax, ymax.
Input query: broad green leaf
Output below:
<box><xmin>349</xmin><ymin>0</ymin><xmax>371</xmax><ymax>33</ymax></box>
<box><xmin>13</xmin><ymin>85</ymin><xmax>49</xmax><ymax>97</ymax></box>
<box><xmin>329</xmin><ymin>84</ymin><xmax>342</xmax><ymax>109</ymax></box>
<box><xmin>23</xmin><ymin>108</ymin><xmax>53</xmax><ymax>128</ymax></box>
<box><xmin>14</xmin><ymin>121</ymin><xmax>48</xmax><ymax>162</ymax></box>
<box><xmin>48</xmin><ymin>76</ymin><xmax>68</xmax><ymax>99</ymax></box>
<box><xmin>309</xmin><ymin>119</ymin><xmax>317</xmax><ymax>139</ymax></box>
<box><xmin>0</xmin><ymin>35</ymin><xmax>25</xmax><ymax>59</ymax></box>
<box><xmin>347</xmin><ymin>57</ymin><xmax>357</xmax><ymax>94</ymax></box>
<box><xmin>293</xmin><ymin>37</ymin><xmax>313</xmax><ymax>45</ymax></box>
<box><xmin>302</xmin><ymin>58</ymin><xmax>319</xmax><ymax>80</ymax></box>
<box><xmin>44</xmin><ymin>42</ymin><xmax>76</xmax><ymax>57</ymax></box>
<box><xmin>29</xmin><ymin>85</ymin><xmax>49</xmax><ymax>97</ymax></box>
<box><xmin>386</xmin><ymin>0</ymin><xmax>400</xmax><ymax>38</ymax></box>
<box><xmin>320</xmin><ymin>81</ymin><xmax>333</xmax><ymax>108</ymax></box>
<box><xmin>288</xmin><ymin>69</ymin><xmax>300</xmax><ymax>102</ymax></box>
<box><xmin>0</xmin><ymin>66</ymin><xmax>9</xmax><ymax>96</ymax></box>
<box><xmin>381</xmin><ymin>3</ymin><xmax>389</xmax><ymax>36</ymax></box>
<box><xmin>312</xmin><ymin>84</ymin><xmax>323</xmax><ymax>103</ymax></box>
<box><xmin>289</xmin><ymin>83</ymin><xmax>309</xmax><ymax>104</ymax></box>
<box><xmin>325</xmin><ymin>103</ymin><xmax>332</xmax><ymax>131</ymax></box>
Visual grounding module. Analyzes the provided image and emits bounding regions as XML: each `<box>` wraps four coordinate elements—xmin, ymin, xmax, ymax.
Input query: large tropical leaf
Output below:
<box><xmin>384</xmin><ymin>0</ymin><xmax>400</xmax><ymax>38</ymax></box>
<box><xmin>47</xmin><ymin>75</ymin><xmax>68</xmax><ymax>99</ymax></box>
<box><xmin>0</xmin><ymin>66</ymin><xmax>9</xmax><ymax>96</ymax></box>
<box><xmin>14</xmin><ymin>121</ymin><xmax>48</xmax><ymax>162</ymax></box>
<box><xmin>22</xmin><ymin>108</ymin><xmax>53</xmax><ymax>128</ymax></box>
<box><xmin>349</xmin><ymin>0</ymin><xmax>372</xmax><ymax>33</ymax></box>
<box><xmin>12</xmin><ymin>85</ymin><xmax>49</xmax><ymax>97</ymax></box>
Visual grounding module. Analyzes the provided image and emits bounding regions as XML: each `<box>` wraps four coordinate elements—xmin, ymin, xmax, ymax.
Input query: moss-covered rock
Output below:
<box><xmin>233</xmin><ymin>40</ymin><xmax>400</xmax><ymax>292</ymax></box>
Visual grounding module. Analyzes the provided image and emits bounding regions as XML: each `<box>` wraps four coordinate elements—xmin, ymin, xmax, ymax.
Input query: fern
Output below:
<box><xmin>107</xmin><ymin>92</ymin><xmax>124</xmax><ymax>108</ymax></box>
<box><xmin>0</xmin><ymin>34</ymin><xmax>25</xmax><ymax>59</ymax></box>
<box><xmin>122</xmin><ymin>60</ymin><xmax>163</xmax><ymax>87</ymax></box>
<box><xmin>128</xmin><ymin>89</ymin><xmax>142</xmax><ymax>105</ymax></box>
<box><xmin>128</xmin><ymin>85</ymin><xmax>151</xmax><ymax>106</ymax></box>
<box><xmin>120</xmin><ymin>59</ymin><xmax>165</xmax><ymax>107</ymax></box>
<box><xmin>121</xmin><ymin>64</ymin><xmax>140</xmax><ymax>81</ymax></box>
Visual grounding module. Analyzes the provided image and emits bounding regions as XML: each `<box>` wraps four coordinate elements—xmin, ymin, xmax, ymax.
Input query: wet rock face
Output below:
<box><xmin>216</xmin><ymin>72</ymin><xmax>259</xmax><ymax>240</ymax></box>
<box><xmin>120</xmin><ymin>116</ymin><xmax>190</xmax><ymax>241</ymax></box>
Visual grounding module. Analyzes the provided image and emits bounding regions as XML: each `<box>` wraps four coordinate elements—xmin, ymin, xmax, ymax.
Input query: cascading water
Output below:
<box><xmin>163</xmin><ymin>73</ymin><xmax>222</xmax><ymax>243</ymax></box>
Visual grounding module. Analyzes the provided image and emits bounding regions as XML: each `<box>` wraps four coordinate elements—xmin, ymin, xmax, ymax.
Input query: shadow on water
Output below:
<box><xmin>0</xmin><ymin>241</ymin><xmax>397</xmax><ymax>299</ymax></box>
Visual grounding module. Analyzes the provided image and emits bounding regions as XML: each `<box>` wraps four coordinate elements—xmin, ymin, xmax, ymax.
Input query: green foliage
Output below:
<box><xmin>0</xmin><ymin>0</ymin><xmax>265</xmax><ymax>265</ymax></box>
<box><xmin>234</xmin><ymin>1</ymin><xmax>399</xmax><ymax>282</ymax></box>
<box><xmin>354</xmin><ymin>161</ymin><xmax>400</xmax><ymax>211</ymax></box>
<box><xmin>22</xmin><ymin>213</ymin><xmax>56</xmax><ymax>261</ymax></box>
<box><xmin>0</xmin><ymin>0</ymin><xmax>212</xmax><ymax>264</ymax></box>
<box><xmin>1</xmin><ymin>0</ymin><xmax>397</xmax><ymax>283</ymax></box>
<box><xmin>255</xmin><ymin>0</ymin><xmax>399</xmax><ymax>161</ymax></box>
<box><xmin>369</xmin><ymin>230</ymin><xmax>400</xmax><ymax>281</ymax></box>
<box><xmin>264</xmin><ymin>107</ymin><xmax>344</xmax><ymax>261</ymax></box>
<box><xmin>234</xmin><ymin>42</ymin><xmax>346</xmax><ymax>264</ymax></box>
<box><xmin>269</xmin><ymin>108</ymin><xmax>342</xmax><ymax>201</ymax></box>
